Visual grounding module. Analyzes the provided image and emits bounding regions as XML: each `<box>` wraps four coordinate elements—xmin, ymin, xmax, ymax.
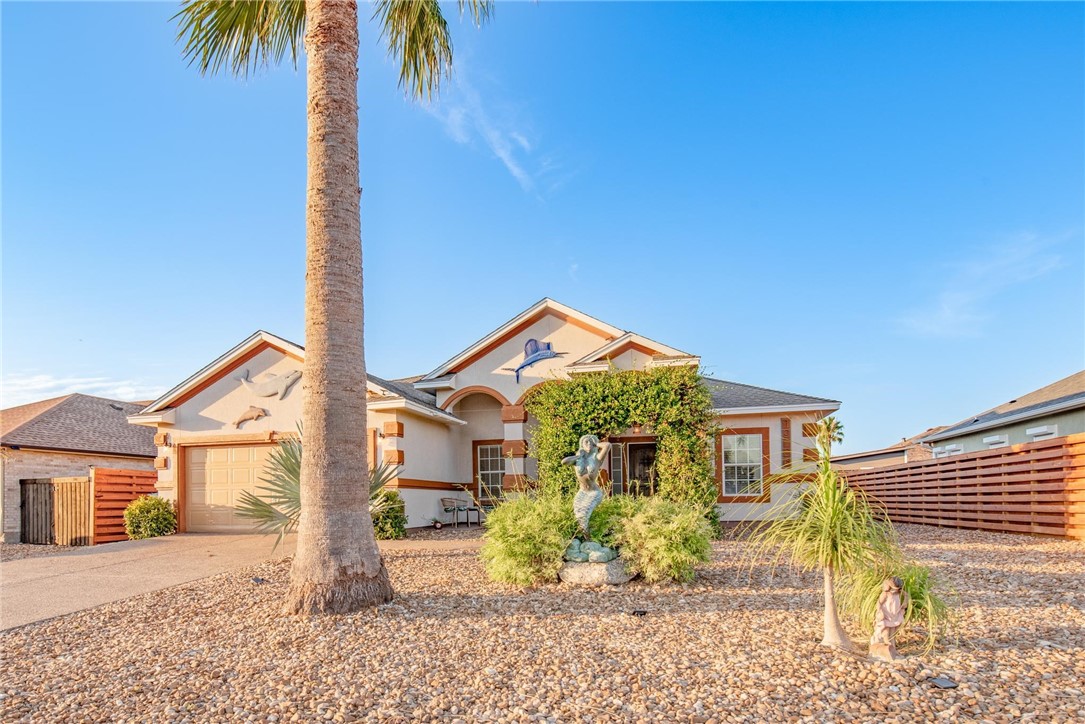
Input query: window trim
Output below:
<box><xmin>472</xmin><ymin>439</ymin><xmax>505</xmax><ymax>502</ymax></box>
<box><xmin>716</xmin><ymin>427</ymin><xmax>771</xmax><ymax>503</ymax></box>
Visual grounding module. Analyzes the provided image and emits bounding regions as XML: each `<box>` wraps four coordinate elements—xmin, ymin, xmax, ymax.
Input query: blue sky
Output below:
<box><xmin>3</xmin><ymin>1</ymin><xmax>1082</xmax><ymax>454</ymax></box>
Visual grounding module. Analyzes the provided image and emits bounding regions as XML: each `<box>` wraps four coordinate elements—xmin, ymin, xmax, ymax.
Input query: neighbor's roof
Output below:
<box><xmin>831</xmin><ymin>426</ymin><xmax>946</xmax><ymax>462</ymax></box>
<box><xmin>702</xmin><ymin>377</ymin><xmax>840</xmax><ymax>412</ymax></box>
<box><xmin>923</xmin><ymin>370</ymin><xmax>1085</xmax><ymax>443</ymax></box>
<box><xmin>1</xmin><ymin>394</ymin><xmax>156</xmax><ymax>457</ymax></box>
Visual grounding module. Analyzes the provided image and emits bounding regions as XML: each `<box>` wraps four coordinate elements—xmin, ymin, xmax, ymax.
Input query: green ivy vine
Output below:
<box><xmin>524</xmin><ymin>365</ymin><xmax>718</xmax><ymax>511</ymax></box>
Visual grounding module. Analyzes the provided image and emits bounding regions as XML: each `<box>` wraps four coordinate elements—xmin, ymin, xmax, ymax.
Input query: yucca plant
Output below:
<box><xmin>237</xmin><ymin>433</ymin><xmax>399</xmax><ymax>551</ymax></box>
<box><xmin>836</xmin><ymin>560</ymin><xmax>952</xmax><ymax>654</ymax></box>
<box><xmin>745</xmin><ymin>417</ymin><xmax>898</xmax><ymax>650</ymax></box>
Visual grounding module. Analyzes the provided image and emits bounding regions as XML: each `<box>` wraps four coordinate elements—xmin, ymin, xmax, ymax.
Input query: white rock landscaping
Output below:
<box><xmin>0</xmin><ymin>524</ymin><xmax>1082</xmax><ymax>722</ymax></box>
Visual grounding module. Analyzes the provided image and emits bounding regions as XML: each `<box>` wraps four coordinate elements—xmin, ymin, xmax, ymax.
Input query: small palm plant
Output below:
<box><xmin>237</xmin><ymin>433</ymin><xmax>399</xmax><ymax>551</ymax></box>
<box><xmin>746</xmin><ymin>417</ymin><xmax>897</xmax><ymax>650</ymax></box>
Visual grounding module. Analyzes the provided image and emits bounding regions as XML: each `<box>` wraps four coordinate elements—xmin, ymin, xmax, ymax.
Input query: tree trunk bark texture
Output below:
<box><xmin>286</xmin><ymin>0</ymin><xmax>394</xmax><ymax>614</ymax></box>
<box><xmin>820</xmin><ymin>566</ymin><xmax>854</xmax><ymax>650</ymax></box>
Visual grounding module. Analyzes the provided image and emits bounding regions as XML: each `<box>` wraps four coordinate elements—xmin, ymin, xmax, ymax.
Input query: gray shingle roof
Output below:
<box><xmin>368</xmin><ymin>374</ymin><xmax>441</xmax><ymax>410</ymax></box>
<box><xmin>924</xmin><ymin>370</ymin><xmax>1085</xmax><ymax>442</ymax></box>
<box><xmin>1</xmin><ymin>394</ymin><xmax>156</xmax><ymax>457</ymax></box>
<box><xmin>926</xmin><ymin>389</ymin><xmax>1085</xmax><ymax>442</ymax></box>
<box><xmin>702</xmin><ymin>377</ymin><xmax>839</xmax><ymax>410</ymax></box>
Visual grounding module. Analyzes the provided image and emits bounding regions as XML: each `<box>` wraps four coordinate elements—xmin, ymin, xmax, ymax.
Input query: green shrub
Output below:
<box><xmin>589</xmin><ymin>494</ymin><xmax>646</xmax><ymax>548</ymax></box>
<box><xmin>371</xmin><ymin>489</ymin><xmax>408</xmax><ymax>540</ymax></box>
<box><xmin>481</xmin><ymin>492</ymin><xmax>577</xmax><ymax>585</ymax></box>
<box><xmin>612</xmin><ymin>497</ymin><xmax>712</xmax><ymax>583</ymax></box>
<box><xmin>836</xmin><ymin>560</ymin><xmax>953</xmax><ymax>653</ymax></box>
<box><xmin>123</xmin><ymin>495</ymin><xmax>177</xmax><ymax>540</ymax></box>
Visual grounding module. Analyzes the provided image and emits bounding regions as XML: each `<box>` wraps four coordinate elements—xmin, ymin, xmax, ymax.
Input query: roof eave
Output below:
<box><xmin>713</xmin><ymin>402</ymin><xmax>841</xmax><ymax>416</ymax></box>
<box><xmin>922</xmin><ymin>396</ymin><xmax>1085</xmax><ymax>442</ymax></box>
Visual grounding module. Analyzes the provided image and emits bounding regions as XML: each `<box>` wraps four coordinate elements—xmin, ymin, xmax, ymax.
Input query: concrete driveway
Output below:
<box><xmin>0</xmin><ymin>533</ymin><xmax>295</xmax><ymax>631</ymax></box>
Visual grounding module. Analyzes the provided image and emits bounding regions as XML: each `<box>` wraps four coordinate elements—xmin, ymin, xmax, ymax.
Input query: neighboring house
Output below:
<box><xmin>831</xmin><ymin>427</ymin><xmax>944</xmax><ymax>471</ymax></box>
<box><xmin>1</xmin><ymin>394</ymin><xmax>157</xmax><ymax>543</ymax></box>
<box><xmin>922</xmin><ymin>370</ymin><xmax>1085</xmax><ymax>456</ymax></box>
<box><xmin>129</xmin><ymin>298</ymin><xmax>840</xmax><ymax>530</ymax></box>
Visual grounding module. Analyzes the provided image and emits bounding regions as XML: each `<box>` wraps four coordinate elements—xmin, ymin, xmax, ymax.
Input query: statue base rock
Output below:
<box><xmin>559</xmin><ymin>558</ymin><xmax>634</xmax><ymax>586</ymax></box>
<box><xmin>869</xmin><ymin>642</ymin><xmax>903</xmax><ymax>662</ymax></box>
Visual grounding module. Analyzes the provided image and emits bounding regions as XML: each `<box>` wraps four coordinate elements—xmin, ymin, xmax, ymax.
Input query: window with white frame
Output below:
<box><xmin>476</xmin><ymin>444</ymin><xmax>505</xmax><ymax>500</ymax></box>
<box><xmin>933</xmin><ymin>444</ymin><xmax>964</xmax><ymax>458</ymax></box>
<box><xmin>609</xmin><ymin>443</ymin><xmax>624</xmax><ymax>495</ymax></box>
<box><xmin>1026</xmin><ymin>425</ymin><xmax>1058</xmax><ymax>441</ymax></box>
<box><xmin>983</xmin><ymin>434</ymin><xmax>1009</xmax><ymax>449</ymax></box>
<box><xmin>721</xmin><ymin>433</ymin><xmax>764</xmax><ymax>496</ymax></box>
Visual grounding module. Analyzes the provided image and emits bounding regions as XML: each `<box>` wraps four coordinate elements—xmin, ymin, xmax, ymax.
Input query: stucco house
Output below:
<box><xmin>129</xmin><ymin>299</ymin><xmax>840</xmax><ymax>530</ymax></box>
<box><xmin>1</xmin><ymin>394</ymin><xmax>157</xmax><ymax>542</ymax></box>
<box><xmin>922</xmin><ymin>370</ymin><xmax>1085</xmax><ymax>456</ymax></box>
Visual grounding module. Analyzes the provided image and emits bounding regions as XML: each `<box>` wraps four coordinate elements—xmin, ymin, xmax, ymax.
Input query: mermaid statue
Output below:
<box><xmin>562</xmin><ymin>434</ymin><xmax>611</xmax><ymax>540</ymax></box>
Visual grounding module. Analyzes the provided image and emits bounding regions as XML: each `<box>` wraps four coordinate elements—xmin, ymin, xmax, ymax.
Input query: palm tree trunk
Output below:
<box><xmin>285</xmin><ymin>0</ymin><xmax>393</xmax><ymax>614</ymax></box>
<box><xmin>820</xmin><ymin>566</ymin><xmax>853</xmax><ymax>650</ymax></box>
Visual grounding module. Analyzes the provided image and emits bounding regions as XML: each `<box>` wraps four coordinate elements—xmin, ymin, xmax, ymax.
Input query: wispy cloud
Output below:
<box><xmin>897</xmin><ymin>233</ymin><xmax>1065</xmax><ymax>338</ymax></box>
<box><xmin>1</xmin><ymin>373</ymin><xmax>167</xmax><ymax>408</ymax></box>
<box><xmin>423</xmin><ymin>62</ymin><xmax>565</xmax><ymax>195</ymax></box>
<box><xmin>568</xmin><ymin>261</ymin><xmax>580</xmax><ymax>281</ymax></box>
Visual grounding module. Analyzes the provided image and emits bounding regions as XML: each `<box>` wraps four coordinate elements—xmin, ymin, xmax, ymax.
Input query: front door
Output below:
<box><xmin>626</xmin><ymin>443</ymin><xmax>657</xmax><ymax>496</ymax></box>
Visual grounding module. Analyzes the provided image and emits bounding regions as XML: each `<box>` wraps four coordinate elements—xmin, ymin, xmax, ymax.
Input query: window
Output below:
<box><xmin>933</xmin><ymin>444</ymin><xmax>964</xmax><ymax>458</ymax></box>
<box><xmin>983</xmin><ymin>434</ymin><xmax>1008</xmax><ymax>449</ymax></box>
<box><xmin>476</xmin><ymin>443</ymin><xmax>504</xmax><ymax>501</ymax></box>
<box><xmin>721</xmin><ymin>433</ymin><xmax>764</xmax><ymax>496</ymax></box>
<box><xmin>1026</xmin><ymin>425</ymin><xmax>1058</xmax><ymax>441</ymax></box>
<box><xmin>609</xmin><ymin>443</ymin><xmax>624</xmax><ymax>495</ymax></box>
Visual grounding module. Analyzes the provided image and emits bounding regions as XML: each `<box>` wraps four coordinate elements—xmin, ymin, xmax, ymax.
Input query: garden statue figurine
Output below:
<box><xmin>562</xmin><ymin>434</ymin><xmax>611</xmax><ymax>540</ymax></box>
<box><xmin>869</xmin><ymin>576</ymin><xmax>909</xmax><ymax>662</ymax></box>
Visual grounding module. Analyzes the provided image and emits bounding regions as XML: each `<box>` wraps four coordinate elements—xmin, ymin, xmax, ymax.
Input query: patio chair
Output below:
<box><xmin>440</xmin><ymin>497</ymin><xmax>481</xmax><ymax>528</ymax></box>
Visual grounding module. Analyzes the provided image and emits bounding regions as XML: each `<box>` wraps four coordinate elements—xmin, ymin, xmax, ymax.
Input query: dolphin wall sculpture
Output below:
<box><xmin>237</xmin><ymin>369</ymin><xmax>302</xmax><ymax>399</ymax></box>
<box><xmin>233</xmin><ymin>406</ymin><xmax>269</xmax><ymax>428</ymax></box>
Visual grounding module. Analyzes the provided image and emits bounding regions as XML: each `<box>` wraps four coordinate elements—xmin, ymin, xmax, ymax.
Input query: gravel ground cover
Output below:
<box><xmin>0</xmin><ymin>543</ymin><xmax>77</xmax><ymax>562</ymax></box>
<box><xmin>406</xmin><ymin>525</ymin><xmax>485</xmax><ymax>542</ymax></box>
<box><xmin>1</xmin><ymin>524</ymin><xmax>1082</xmax><ymax>723</ymax></box>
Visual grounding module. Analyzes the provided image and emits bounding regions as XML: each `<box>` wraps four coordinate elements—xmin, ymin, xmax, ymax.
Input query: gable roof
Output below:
<box><xmin>569</xmin><ymin>332</ymin><xmax>695</xmax><ymax>367</ymax></box>
<box><xmin>923</xmin><ymin>370</ymin><xmax>1085</xmax><ymax>443</ymax></box>
<box><xmin>136</xmin><ymin>331</ymin><xmax>462</xmax><ymax>426</ymax></box>
<box><xmin>419</xmin><ymin>298</ymin><xmax>624</xmax><ymax>381</ymax></box>
<box><xmin>703</xmin><ymin>377</ymin><xmax>840</xmax><ymax>412</ymax></box>
<box><xmin>1</xmin><ymin>394</ymin><xmax>156</xmax><ymax>457</ymax></box>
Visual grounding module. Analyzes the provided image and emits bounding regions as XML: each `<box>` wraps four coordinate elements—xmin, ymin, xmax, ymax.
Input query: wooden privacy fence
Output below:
<box><xmin>843</xmin><ymin>433</ymin><xmax>1085</xmax><ymax>540</ymax></box>
<box><xmin>20</xmin><ymin>467</ymin><xmax>158</xmax><ymax>545</ymax></box>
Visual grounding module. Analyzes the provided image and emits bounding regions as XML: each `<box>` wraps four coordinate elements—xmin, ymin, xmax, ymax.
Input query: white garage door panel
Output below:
<box><xmin>186</xmin><ymin>445</ymin><xmax>273</xmax><ymax>532</ymax></box>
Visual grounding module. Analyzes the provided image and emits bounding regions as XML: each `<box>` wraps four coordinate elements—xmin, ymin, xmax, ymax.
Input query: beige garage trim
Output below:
<box><xmin>185</xmin><ymin>444</ymin><xmax>274</xmax><ymax>532</ymax></box>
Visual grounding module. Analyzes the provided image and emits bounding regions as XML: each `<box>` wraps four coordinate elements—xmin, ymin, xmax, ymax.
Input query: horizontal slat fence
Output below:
<box><xmin>843</xmin><ymin>433</ymin><xmax>1085</xmax><ymax>540</ymax></box>
<box><xmin>19</xmin><ymin>468</ymin><xmax>158</xmax><ymax>545</ymax></box>
<box><xmin>20</xmin><ymin>478</ymin><xmax>93</xmax><ymax>545</ymax></box>
<box><xmin>92</xmin><ymin>468</ymin><xmax>158</xmax><ymax>543</ymax></box>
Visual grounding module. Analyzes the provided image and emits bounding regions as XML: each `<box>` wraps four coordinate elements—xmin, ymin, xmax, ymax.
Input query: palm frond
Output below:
<box><xmin>174</xmin><ymin>0</ymin><xmax>306</xmax><ymax>77</ymax></box>
<box><xmin>237</xmin><ymin>432</ymin><xmax>401</xmax><ymax>550</ymax></box>
<box><xmin>373</xmin><ymin>0</ymin><xmax>493</xmax><ymax>99</ymax></box>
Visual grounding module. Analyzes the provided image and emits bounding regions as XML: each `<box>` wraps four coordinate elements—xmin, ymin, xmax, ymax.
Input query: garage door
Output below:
<box><xmin>186</xmin><ymin>445</ymin><xmax>274</xmax><ymax>532</ymax></box>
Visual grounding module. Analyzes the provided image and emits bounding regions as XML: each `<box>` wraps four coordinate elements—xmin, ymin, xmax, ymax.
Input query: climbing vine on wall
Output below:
<box><xmin>524</xmin><ymin>365</ymin><xmax>718</xmax><ymax>510</ymax></box>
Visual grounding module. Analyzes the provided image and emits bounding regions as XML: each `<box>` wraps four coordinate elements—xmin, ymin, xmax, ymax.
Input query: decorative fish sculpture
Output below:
<box><xmin>502</xmin><ymin>338</ymin><xmax>564</xmax><ymax>383</ymax></box>
<box><xmin>233</xmin><ymin>406</ymin><xmax>269</xmax><ymax>429</ymax></box>
<box><xmin>237</xmin><ymin>369</ymin><xmax>302</xmax><ymax>399</ymax></box>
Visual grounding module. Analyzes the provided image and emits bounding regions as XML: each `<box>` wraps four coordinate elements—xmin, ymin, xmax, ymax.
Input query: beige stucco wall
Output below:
<box><xmin>435</xmin><ymin>314</ymin><xmax>616</xmax><ymax>408</ymax></box>
<box><xmin>1</xmin><ymin>447</ymin><xmax>155</xmax><ymax>542</ymax></box>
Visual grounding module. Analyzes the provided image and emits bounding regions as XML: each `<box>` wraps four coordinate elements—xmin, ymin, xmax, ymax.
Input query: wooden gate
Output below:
<box><xmin>19</xmin><ymin>468</ymin><xmax>159</xmax><ymax>545</ymax></box>
<box><xmin>20</xmin><ymin>478</ymin><xmax>93</xmax><ymax>545</ymax></box>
